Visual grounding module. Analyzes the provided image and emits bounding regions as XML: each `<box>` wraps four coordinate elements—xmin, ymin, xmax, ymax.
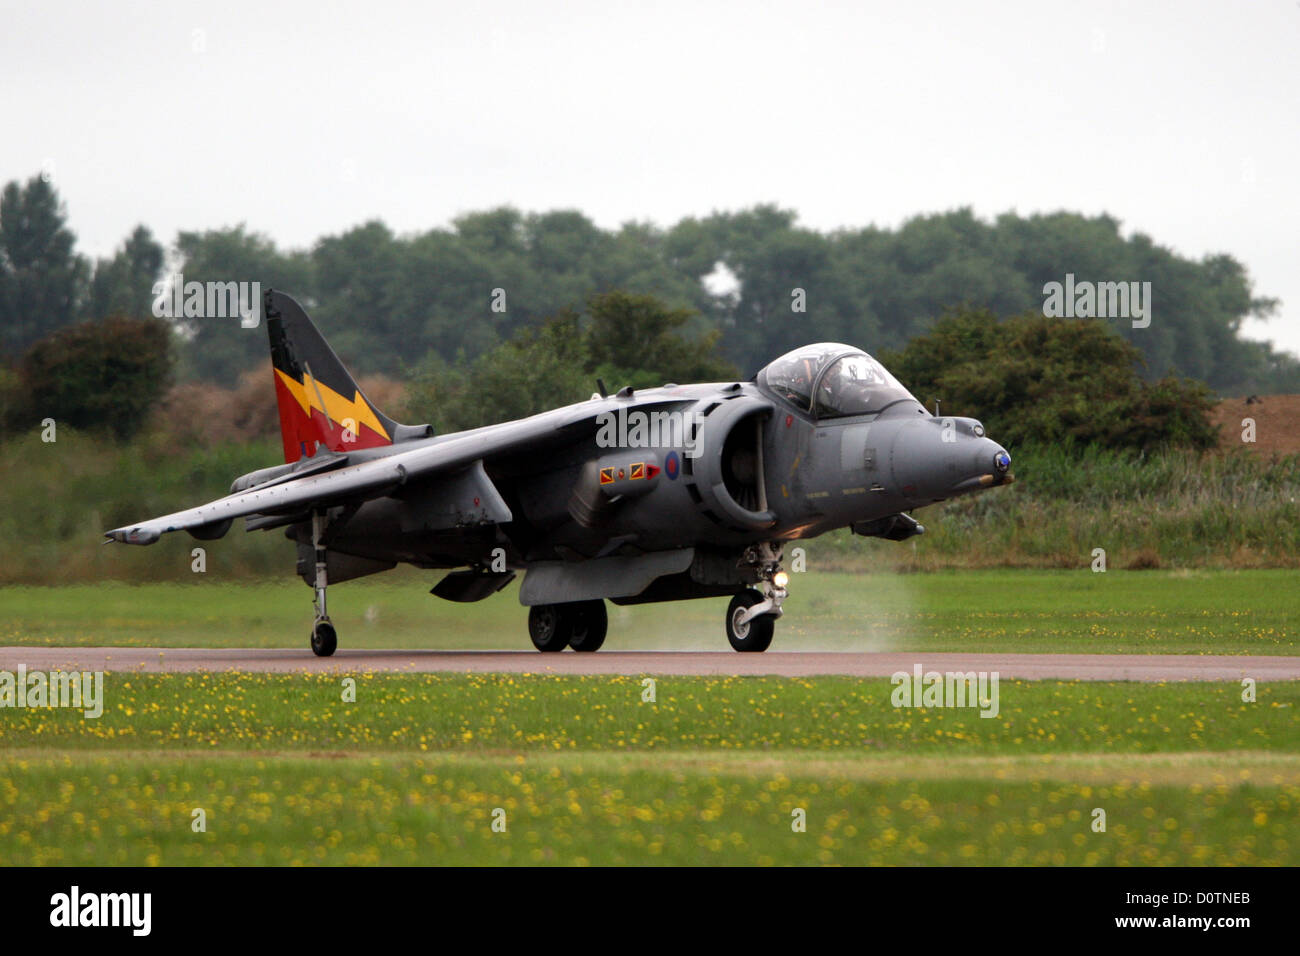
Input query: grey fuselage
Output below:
<box><xmin>269</xmin><ymin>378</ymin><xmax>1012</xmax><ymax>595</ymax></box>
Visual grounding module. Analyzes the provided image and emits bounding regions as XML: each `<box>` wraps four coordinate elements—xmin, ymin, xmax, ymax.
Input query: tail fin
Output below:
<box><xmin>265</xmin><ymin>290</ymin><xmax>412</xmax><ymax>463</ymax></box>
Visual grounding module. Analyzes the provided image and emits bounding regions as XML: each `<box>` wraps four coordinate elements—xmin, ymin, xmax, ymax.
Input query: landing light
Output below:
<box><xmin>773</xmin><ymin>571</ymin><xmax>790</xmax><ymax>588</ymax></box>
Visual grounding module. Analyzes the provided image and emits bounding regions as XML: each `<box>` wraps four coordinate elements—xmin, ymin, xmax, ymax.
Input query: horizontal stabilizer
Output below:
<box><xmin>295</xmin><ymin>546</ymin><xmax>394</xmax><ymax>586</ymax></box>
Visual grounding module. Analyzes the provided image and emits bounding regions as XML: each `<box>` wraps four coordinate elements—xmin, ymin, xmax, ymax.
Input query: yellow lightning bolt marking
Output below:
<box><xmin>275</xmin><ymin>368</ymin><xmax>389</xmax><ymax>440</ymax></box>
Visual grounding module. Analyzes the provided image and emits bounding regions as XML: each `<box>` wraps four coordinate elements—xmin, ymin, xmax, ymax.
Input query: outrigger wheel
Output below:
<box><xmin>528</xmin><ymin>600</ymin><xmax>608</xmax><ymax>652</ymax></box>
<box><xmin>311</xmin><ymin>619</ymin><xmax>338</xmax><ymax>657</ymax></box>
<box><xmin>308</xmin><ymin>510</ymin><xmax>337</xmax><ymax>657</ymax></box>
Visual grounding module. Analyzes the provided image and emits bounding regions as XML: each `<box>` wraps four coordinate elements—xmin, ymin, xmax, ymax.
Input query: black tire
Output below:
<box><xmin>568</xmin><ymin>600</ymin><xmax>608</xmax><ymax>652</ymax></box>
<box><xmin>725</xmin><ymin>591</ymin><xmax>774</xmax><ymax>652</ymax></box>
<box><xmin>529</xmin><ymin>604</ymin><xmax>572</xmax><ymax>652</ymax></box>
<box><xmin>311</xmin><ymin>619</ymin><xmax>338</xmax><ymax>657</ymax></box>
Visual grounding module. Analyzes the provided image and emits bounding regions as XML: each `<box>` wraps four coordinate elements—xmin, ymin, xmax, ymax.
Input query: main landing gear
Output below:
<box><xmin>524</xmin><ymin>543</ymin><xmax>789</xmax><ymax>654</ymax></box>
<box><xmin>528</xmin><ymin>600</ymin><xmax>608</xmax><ymax>652</ymax></box>
<box><xmin>309</xmin><ymin>511</ymin><xmax>337</xmax><ymax>657</ymax></box>
<box><xmin>726</xmin><ymin>542</ymin><xmax>788</xmax><ymax>653</ymax></box>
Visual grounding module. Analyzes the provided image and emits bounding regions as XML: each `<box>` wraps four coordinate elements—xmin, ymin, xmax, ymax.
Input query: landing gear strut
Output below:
<box><xmin>726</xmin><ymin>542</ymin><xmax>788</xmax><ymax>652</ymax></box>
<box><xmin>528</xmin><ymin>600</ymin><xmax>608</xmax><ymax>652</ymax></box>
<box><xmin>309</xmin><ymin>510</ymin><xmax>337</xmax><ymax>657</ymax></box>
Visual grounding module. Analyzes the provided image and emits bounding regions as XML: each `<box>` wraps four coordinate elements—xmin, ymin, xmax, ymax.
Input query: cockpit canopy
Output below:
<box><xmin>758</xmin><ymin>343</ymin><xmax>918</xmax><ymax>418</ymax></box>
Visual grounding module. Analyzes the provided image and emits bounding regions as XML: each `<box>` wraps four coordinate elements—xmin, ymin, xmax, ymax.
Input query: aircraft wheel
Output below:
<box><xmin>726</xmin><ymin>591</ymin><xmax>774</xmax><ymax>652</ymax></box>
<box><xmin>568</xmin><ymin>600</ymin><xmax>608</xmax><ymax>652</ymax></box>
<box><xmin>311</xmin><ymin>619</ymin><xmax>338</xmax><ymax>657</ymax></box>
<box><xmin>528</xmin><ymin>604</ymin><xmax>572</xmax><ymax>652</ymax></box>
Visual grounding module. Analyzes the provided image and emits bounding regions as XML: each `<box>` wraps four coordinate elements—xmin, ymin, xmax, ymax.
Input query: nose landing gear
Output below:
<box><xmin>726</xmin><ymin>542</ymin><xmax>788</xmax><ymax>652</ymax></box>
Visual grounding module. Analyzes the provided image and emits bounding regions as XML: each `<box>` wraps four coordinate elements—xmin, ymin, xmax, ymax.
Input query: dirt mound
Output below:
<box><xmin>1212</xmin><ymin>394</ymin><xmax>1300</xmax><ymax>456</ymax></box>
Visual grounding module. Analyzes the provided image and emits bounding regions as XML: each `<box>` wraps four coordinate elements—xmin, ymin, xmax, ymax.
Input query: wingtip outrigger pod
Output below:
<box><xmin>104</xmin><ymin>527</ymin><xmax>159</xmax><ymax>545</ymax></box>
<box><xmin>308</xmin><ymin>508</ymin><xmax>337</xmax><ymax>657</ymax></box>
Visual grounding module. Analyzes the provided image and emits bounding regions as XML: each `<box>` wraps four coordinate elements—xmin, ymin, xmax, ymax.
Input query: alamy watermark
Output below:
<box><xmin>596</xmin><ymin>407</ymin><xmax>705</xmax><ymax>458</ymax></box>
<box><xmin>152</xmin><ymin>273</ymin><xmax>261</xmax><ymax>327</ymax></box>
<box><xmin>1042</xmin><ymin>273</ymin><xmax>1151</xmax><ymax>328</ymax></box>
<box><xmin>50</xmin><ymin>886</ymin><xmax>150</xmax><ymax>935</ymax></box>
<box><xmin>890</xmin><ymin>663</ymin><xmax>999</xmax><ymax>718</ymax></box>
<box><xmin>0</xmin><ymin>665</ymin><xmax>104</xmax><ymax>718</ymax></box>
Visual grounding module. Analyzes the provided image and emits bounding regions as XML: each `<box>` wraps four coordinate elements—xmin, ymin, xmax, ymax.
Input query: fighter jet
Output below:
<box><xmin>105</xmin><ymin>291</ymin><xmax>1014</xmax><ymax>655</ymax></box>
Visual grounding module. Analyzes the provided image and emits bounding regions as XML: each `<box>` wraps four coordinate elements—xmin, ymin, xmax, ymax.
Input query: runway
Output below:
<box><xmin>1</xmin><ymin>647</ymin><xmax>1298</xmax><ymax>681</ymax></box>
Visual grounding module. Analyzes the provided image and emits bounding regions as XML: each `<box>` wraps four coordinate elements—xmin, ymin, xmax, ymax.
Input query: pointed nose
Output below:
<box><xmin>889</xmin><ymin>420</ymin><xmax>1013</xmax><ymax>502</ymax></box>
<box><xmin>945</xmin><ymin>440</ymin><xmax>1014</xmax><ymax>494</ymax></box>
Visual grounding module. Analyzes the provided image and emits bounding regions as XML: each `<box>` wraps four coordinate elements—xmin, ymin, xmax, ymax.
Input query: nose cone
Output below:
<box><xmin>951</xmin><ymin>439</ymin><xmax>1013</xmax><ymax>494</ymax></box>
<box><xmin>889</xmin><ymin>419</ymin><xmax>1013</xmax><ymax>503</ymax></box>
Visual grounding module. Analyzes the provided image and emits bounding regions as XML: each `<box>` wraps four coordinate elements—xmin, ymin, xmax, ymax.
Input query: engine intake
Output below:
<box><xmin>682</xmin><ymin>397</ymin><xmax>776</xmax><ymax>532</ymax></box>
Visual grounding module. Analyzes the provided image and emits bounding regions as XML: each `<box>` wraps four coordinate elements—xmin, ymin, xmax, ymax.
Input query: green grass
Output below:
<box><xmin>1</xmin><ymin>674</ymin><xmax>1296</xmax><ymax>754</ymax></box>
<box><xmin>1</xmin><ymin>568</ymin><xmax>1296</xmax><ymax>654</ymax></box>
<box><xmin>3</xmin><ymin>753</ymin><xmax>1294</xmax><ymax>865</ymax></box>
<box><xmin>1</xmin><ymin>674</ymin><xmax>1297</xmax><ymax>866</ymax></box>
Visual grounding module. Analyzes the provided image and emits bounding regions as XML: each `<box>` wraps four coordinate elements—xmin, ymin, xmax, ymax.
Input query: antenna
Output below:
<box><xmin>596</xmin><ymin>378</ymin><xmax>608</xmax><ymax>398</ymax></box>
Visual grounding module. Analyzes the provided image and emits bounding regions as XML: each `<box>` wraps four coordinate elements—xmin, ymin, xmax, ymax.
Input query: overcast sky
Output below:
<box><xmin>4</xmin><ymin>0</ymin><xmax>1298</xmax><ymax>354</ymax></box>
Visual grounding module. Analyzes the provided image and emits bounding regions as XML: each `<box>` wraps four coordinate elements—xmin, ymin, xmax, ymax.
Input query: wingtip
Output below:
<box><xmin>104</xmin><ymin>527</ymin><xmax>159</xmax><ymax>546</ymax></box>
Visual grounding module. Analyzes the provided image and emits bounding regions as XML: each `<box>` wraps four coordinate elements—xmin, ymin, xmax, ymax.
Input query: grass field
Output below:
<box><xmin>3</xmin><ymin>569</ymin><xmax>1296</xmax><ymax>866</ymax></box>
<box><xmin>1</xmin><ymin>675</ymin><xmax>1296</xmax><ymax>865</ymax></box>
<box><xmin>5</xmin><ymin>754</ymin><xmax>1295</xmax><ymax>865</ymax></box>
<box><xmin>3</xmin><ymin>674</ymin><xmax>1298</xmax><ymax>753</ymax></box>
<box><xmin>1</xmin><ymin>568</ymin><xmax>1297</xmax><ymax>654</ymax></box>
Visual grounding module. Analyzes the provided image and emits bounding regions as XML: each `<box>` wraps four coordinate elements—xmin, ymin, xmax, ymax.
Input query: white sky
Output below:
<box><xmin>4</xmin><ymin>0</ymin><xmax>1298</xmax><ymax>354</ymax></box>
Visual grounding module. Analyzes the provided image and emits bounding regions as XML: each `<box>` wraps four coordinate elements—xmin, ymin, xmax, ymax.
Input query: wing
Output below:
<box><xmin>104</xmin><ymin>425</ymin><xmax>529</xmax><ymax>545</ymax></box>
<box><xmin>105</xmin><ymin>391</ymin><xmax>699</xmax><ymax>545</ymax></box>
<box><xmin>106</xmin><ymin>449</ymin><xmax>419</xmax><ymax>544</ymax></box>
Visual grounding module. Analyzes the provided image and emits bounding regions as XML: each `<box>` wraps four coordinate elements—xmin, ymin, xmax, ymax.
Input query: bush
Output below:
<box><xmin>0</xmin><ymin>366</ymin><xmax>21</xmax><ymax>433</ymax></box>
<box><xmin>16</xmin><ymin>314</ymin><xmax>173</xmax><ymax>441</ymax></box>
<box><xmin>881</xmin><ymin>309</ymin><xmax>1219</xmax><ymax>452</ymax></box>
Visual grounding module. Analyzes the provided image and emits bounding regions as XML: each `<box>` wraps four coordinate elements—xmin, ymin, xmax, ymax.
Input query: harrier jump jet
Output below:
<box><xmin>106</xmin><ymin>291</ymin><xmax>1013</xmax><ymax>655</ymax></box>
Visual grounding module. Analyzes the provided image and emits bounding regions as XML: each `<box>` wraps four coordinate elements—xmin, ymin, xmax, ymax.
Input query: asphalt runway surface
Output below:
<box><xmin>2</xmin><ymin>647</ymin><xmax>1298</xmax><ymax>681</ymax></box>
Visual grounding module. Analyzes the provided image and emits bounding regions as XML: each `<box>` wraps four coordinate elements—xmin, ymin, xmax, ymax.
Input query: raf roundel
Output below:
<box><xmin>665</xmin><ymin>451</ymin><xmax>680</xmax><ymax>480</ymax></box>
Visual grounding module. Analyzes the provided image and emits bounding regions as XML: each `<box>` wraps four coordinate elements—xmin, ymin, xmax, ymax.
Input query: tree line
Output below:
<box><xmin>2</xmin><ymin>172</ymin><xmax>1296</xmax><ymax>397</ymax></box>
